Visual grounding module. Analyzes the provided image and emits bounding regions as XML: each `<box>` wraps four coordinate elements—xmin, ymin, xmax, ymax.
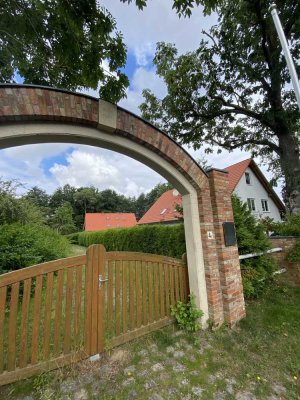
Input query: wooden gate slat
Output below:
<box><xmin>129</xmin><ymin>261</ymin><xmax>135</xmax><ymax>330</ymax></box>
<box><xmin>136</xmin><ymin>261</ymin><xmax>141</xmax><ymax>328</ymax></box>
<box><xmin>164</xmin><ymin>264</ymin><xmax>170</xmax><ymax>317</ymax></box>
<box><xmin>159</xmin><ymin>263</ymin><xmax>164</xmax><ymax>318</ymax></box>
<box><xmin>179</xmin><ymin>267</ymin><xmax>184</xmax><ymax>301</ymax></box>
<box><xmin>107</xmin><ymin>260</ymin><xmax>113</xmax><ymax>333</ymax></box>
<box><xmin>85</xmin><ymin>252</ymin><xmax>93</xmax><ymax>355</ymax></box>
<box><xmin>31</xmin><ymin>275</ymin><xmax>43</xmax><ymax>365</ymax></box>
<box><xmin>122</xmin><ymin>261</ymin><xmax>127</xmax><ymax>333</ymax></box>
<box><xmin>0</xmin><ymin>286</ymin><xmax>7</xmax><ymax>373</ymax></box>
<box><xmin>19</xmin><ymin>278</ymin><xmax>32</xmax><ymax>368</ymax></box>
<box><xmin>148</xmin><ymin>262</ymin><xmax>153</xmax><ymax>322</ymax></box>
<box><xmin>97</xmin><ymin>246</ymin><xmax>105</xmax><ymax>353</ymax></box>
<box><xmin>154</xmin><ymin>263</ymin><xmax>159</xmax><ymax>321</ymax></box>
<box><xmin>115</xmin><ymin>261</ymin><xmax>121</xmax><ymax>336</ymax></box>
<box><xmin>169</xmin><ymin>265</ymin><xmax>175</xmax><ymax>306</ymax></box>
<box><xmin>74</xmin><ymin>265</ymin><xmax>83</xmax><ymax>348</ymax></box>
<box><xmin>7</xmin><ymin>282</ymin><xmax>20</xmax><ymax>372</ymax></box>
<box><xmin>54</xmin><ymin>269</ymin><xmax>64</xmax><ymax>356</ymax></box>
<box><xmin>64</xmin><ymin>268</ymin><xmax>73</xmax><ymax>354</ymax></box>
<box><xmin>43</xmin><ymin>272</ymin><xmax>54</xmax><ymax>360</ymax></box>
<box><xmin>174</xmin><ymin>267</ymin><xmax>180</xmax><ymax>302</ymax></box>
<box><xmin>90</xmin><ymin>248</ymin><xmax>99</xmax><ymax>355</ymax></box>
<box><xmin>142</xmin><ymin>261</ymin><xmax>147</xmax><ymax>326</ymax></box>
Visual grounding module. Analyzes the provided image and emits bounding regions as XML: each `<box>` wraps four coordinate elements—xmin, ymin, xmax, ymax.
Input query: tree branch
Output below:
<box><xmin>211</xmin><ymin>137</ymin><xmax>280</xmax><ymax>154</ymax></box>
<box><xmin>209</xmin><ymin>95</ymin><xmax>275</xmax><ymax>130</ymax></box>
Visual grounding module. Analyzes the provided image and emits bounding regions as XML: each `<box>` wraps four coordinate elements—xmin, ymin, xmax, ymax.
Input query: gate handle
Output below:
<box><xmin>98</xmin><ymin>274</ymin><xmax>109</xmax><ymax>288</ymax></box>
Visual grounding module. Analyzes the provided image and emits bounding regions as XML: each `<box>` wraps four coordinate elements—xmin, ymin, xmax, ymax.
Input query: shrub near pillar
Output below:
<box><xmin>207</xmin><ymin>169</ymin><xmax>246</xmax><ymax>325</ymax></box>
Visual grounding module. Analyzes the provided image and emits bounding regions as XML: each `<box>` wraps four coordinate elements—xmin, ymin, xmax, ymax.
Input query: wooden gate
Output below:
<box><xmin>0</xmin><ymin>244</ymin><xmax>189</xmax><ymax>386</ymax></box>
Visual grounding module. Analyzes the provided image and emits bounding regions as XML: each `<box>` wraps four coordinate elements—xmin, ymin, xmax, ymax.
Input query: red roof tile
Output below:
<box><xmin>138</xmin><ymin>189</ymin><xmax>182</xmax><ymax>224</ymax></box>
<box><xmin>224</xmin><ymin>158</ymin><xmax>252</xmax><ymax>192</ymax></box>
<box><xmin>84</xmin><ymin>213</ymin><xmax>137</xmax><ymax>231</ymax></box>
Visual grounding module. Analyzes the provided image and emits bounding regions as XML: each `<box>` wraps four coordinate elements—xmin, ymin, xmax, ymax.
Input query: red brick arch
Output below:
<box><xmin>0</xmin><ymin>84</ymin><xmax>245</xmax><ymax>326</ymax></box>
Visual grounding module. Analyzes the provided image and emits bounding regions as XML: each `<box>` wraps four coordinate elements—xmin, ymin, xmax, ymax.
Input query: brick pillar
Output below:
<box><xmin>197</xmin><ymin>182</ymin><xmax>225</xmax><ymax>327</ymax></box>
<box><xmin>207</xmin><ymin>169</ymin><xmax>246</xmax><ymax>325</ymax></box>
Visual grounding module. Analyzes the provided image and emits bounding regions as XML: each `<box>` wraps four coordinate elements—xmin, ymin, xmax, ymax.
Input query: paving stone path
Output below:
<box><xmin>5</xmin><ymin>327</ymin><xmax>290</xmax><ymax>400</ymax></box>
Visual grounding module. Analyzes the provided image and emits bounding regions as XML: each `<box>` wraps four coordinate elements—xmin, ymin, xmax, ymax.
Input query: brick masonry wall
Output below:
<box><xmin>0</xmin><ymin>85</ymin><xmax>246</xmax><ymax>326</ymax></box>
<box><xmin>208</xmin><ymin>170</ymin><xmax>246</xmax><ymax>325</ymax></box>
<box><xmin>270</xmin><ymin>237</ymin><xmax>300</xmax><ymax>286</ymax></box>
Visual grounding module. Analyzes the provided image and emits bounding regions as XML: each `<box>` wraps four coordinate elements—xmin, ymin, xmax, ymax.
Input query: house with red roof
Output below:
<box><xmin>138</xmin><ymin>159</ymin><xmax>285</xmax><ymax>225</ymax></box>
<box><xmin>138</xmin><ymin>189</ymin><xmax>183</xmax><ymax>225</ymax></box>
<box><xmin>84</xmin><ymin>213</ymin><xmax>137</xmax><ymax>231</ymax></box>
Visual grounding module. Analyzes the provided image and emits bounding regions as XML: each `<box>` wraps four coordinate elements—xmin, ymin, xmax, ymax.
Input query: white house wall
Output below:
<box><xmin>233</xmin><ymin>167</ymin><xmax>282</xmax><ymax>222</ymax></box>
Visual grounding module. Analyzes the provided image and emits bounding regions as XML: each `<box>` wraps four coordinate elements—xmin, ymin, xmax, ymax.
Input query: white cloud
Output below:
<box><xmin>50</xmin><ymin>150</ymin><xmax>119</xmax><ymax>188</ymax></box>
<box><xmin>48</xmin><ymin>146</ymin><xmax>163</xmax><ymax>197</ymax></box>
<box><xmin>0</xmin><ymin>143</ymin><xmax>71</xmax><ymax>193</ymax></box>
<box><xmin>119</xmin><ymin>66</ymin><xmax>166</xmax><ymax>114</ymax></box>
<box><xmin>102</xmin><ymin>0</ymin><xmax>217</xmax><ymax>55</ymax></box>
<box><xmin>134</xmin><ymin>42</ymin><xmax>156</xmax><ymax>66</ymax></box>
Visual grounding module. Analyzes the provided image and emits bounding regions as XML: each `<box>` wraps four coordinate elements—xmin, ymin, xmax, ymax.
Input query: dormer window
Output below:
<box><xmin>245</xmin><ymin>172</ymin><xmax>251</xmax><ymax>185</ymax></box>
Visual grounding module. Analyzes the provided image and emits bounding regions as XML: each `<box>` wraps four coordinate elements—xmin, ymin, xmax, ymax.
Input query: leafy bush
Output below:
<box><xmin>170</xmin><ymin>294</ymin><xmax>203</xmax><ymax>332</ymax></box>
<box><xmin>0</xmin><ymin>223</ymin><xmax>70</xmax><ymax>273</ymax></box>
<box><xmin>287</xmin><ymin>239</ymin><xmax>300</xmax><ymax>263</ymax></box>
<box><xmin>232</xmin><ymin>196</ymin><xmax>276</xmax><ymax>299</ymax></box>
<box><xmin>241</xmin><ymin>255</ymin><xmax>276</xmax><ymax>299</ymax></box>
<box><xmin>232</xmin><ymin>195</ymin><xmax>271</xmax><ymax>254</ymax></box>
<box><xmin>271</xmin><ymin>214</ymin><xmax>300</xmax><ymax>237</ymax></box>
<box><xmin>78</xmin><ymin>224</ymin><xmax>186</xmax><ymax>258</ymax></box>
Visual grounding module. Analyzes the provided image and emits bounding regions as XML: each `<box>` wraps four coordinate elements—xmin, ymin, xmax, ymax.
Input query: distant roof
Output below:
<box><xmin>138</xmin><ymin>159</ymin><xmax>285</xmax><ymax>225</ymax></box>
<box><xmin>138</xmin><ymin>189</ymin><xmax>182</xmax><ymax>225</ymax></box>
<box><xmin>84</xmin><ymin>213</ymin><xmax>137</xmax><ymax>231</ymax></box>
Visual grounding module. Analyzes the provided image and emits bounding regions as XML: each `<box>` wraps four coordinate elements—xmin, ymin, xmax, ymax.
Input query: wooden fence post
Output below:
<box><xmin>86</xmin><ymin>244</ymin><xmax>106</xmax><ymax>356</ymax></box>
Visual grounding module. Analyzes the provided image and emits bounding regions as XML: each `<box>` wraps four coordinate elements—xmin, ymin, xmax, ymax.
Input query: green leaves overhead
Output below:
<box><xmin>0</xmin><ymin>0</ymin><xmax>129</xmax><ymax>102</ymax></box>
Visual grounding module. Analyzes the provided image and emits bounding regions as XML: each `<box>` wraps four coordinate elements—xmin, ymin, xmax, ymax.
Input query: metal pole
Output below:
<box><xmin>269</xmin><ymin>3</ymin><xmax>300</xmax><ymax>111</ymax></box>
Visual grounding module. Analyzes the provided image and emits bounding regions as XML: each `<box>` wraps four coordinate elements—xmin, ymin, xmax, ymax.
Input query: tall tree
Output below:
<box><xmin>137</xmin><ymin>0</ymin><xmax>300</xmax><ymax>213</ymax></box>
<box><xmin>49</xmin><ymin>202</ymin><xmax>76</xmax><ymax>234</ymax></box>
<box><xmin>1</xmin><ymin>0</ymin><xmax>129</xmax><ymax>102</ymax></box>
<box><xmin>25</xmin><ymin>186</ymin><xmax>49</xmax><ymax>208</ymax></box>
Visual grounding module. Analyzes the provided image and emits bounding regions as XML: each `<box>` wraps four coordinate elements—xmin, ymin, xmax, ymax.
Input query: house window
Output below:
<box><xmin>261</xmin><ymin>199</ymin><xmax>269</xmax><ymax>212</ymax></box>
<box><xmin>247</xmin><ymin>198</ymin><xmax>256</xmax><ymax>211</ymax></box>
<box><xmin>160</xmin><ymin>208</ymin><xmax>167</xmax><ymax>215</ymax></box>
<box><xmin>245</xmin><ymin>172</ymin><xmax>251</xmax><ymax>185</ymax></box>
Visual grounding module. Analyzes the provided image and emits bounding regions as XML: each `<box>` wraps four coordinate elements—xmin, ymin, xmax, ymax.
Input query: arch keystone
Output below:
<box><xmin>98</xmin><ymin>100</ymin><xmax>117</xmax><ymax>132</ymax></box>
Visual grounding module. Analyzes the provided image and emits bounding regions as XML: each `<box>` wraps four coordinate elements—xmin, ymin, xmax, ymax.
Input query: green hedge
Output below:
<box><xmin>78</xmin><ymin>224</ymin><xmax>186</xmax><ymax>258</ymax></box>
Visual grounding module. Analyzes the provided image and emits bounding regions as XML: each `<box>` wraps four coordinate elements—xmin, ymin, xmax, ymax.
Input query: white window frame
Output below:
<box><xmin>247</xmin><ymin>198</ymin><xmax>256</xmax><ymax>211</ymax></box>
<box><xmin>261</xmin><ymin>199</ymin><xmax>269</xmax><ymax>212</ymax></box>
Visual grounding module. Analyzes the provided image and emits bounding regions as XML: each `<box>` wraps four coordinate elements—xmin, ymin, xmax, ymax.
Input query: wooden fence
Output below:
<box><xmin>0</xmin><ymin>244</ymin><xmax>189</xmax><ymax>385</ymax></box>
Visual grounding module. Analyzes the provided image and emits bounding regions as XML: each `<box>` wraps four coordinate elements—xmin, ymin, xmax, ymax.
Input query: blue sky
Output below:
<box><xmin>0</xmin><ymin>0</ymin><xmax>280</xmax><ymax>198</ymax></box>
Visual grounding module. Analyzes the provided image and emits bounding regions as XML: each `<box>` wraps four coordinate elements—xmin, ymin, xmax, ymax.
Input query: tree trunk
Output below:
<box><xmin>278</xmin><ymin>131</ymin><xmax>300</xmax><ymax>214</ymax></box>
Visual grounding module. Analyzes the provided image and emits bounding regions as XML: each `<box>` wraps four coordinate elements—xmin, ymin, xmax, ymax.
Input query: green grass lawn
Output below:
<box><xmin>1</xmin><ymin>282</ymin><xmax>300</xmax><ymax>399</ymax></box>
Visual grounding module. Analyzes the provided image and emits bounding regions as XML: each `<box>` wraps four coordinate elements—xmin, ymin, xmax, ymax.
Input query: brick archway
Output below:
<box><xmin>0</xmin><ymin>84</ymin><xmax>245</xmax><ymax>326</ymax></box>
